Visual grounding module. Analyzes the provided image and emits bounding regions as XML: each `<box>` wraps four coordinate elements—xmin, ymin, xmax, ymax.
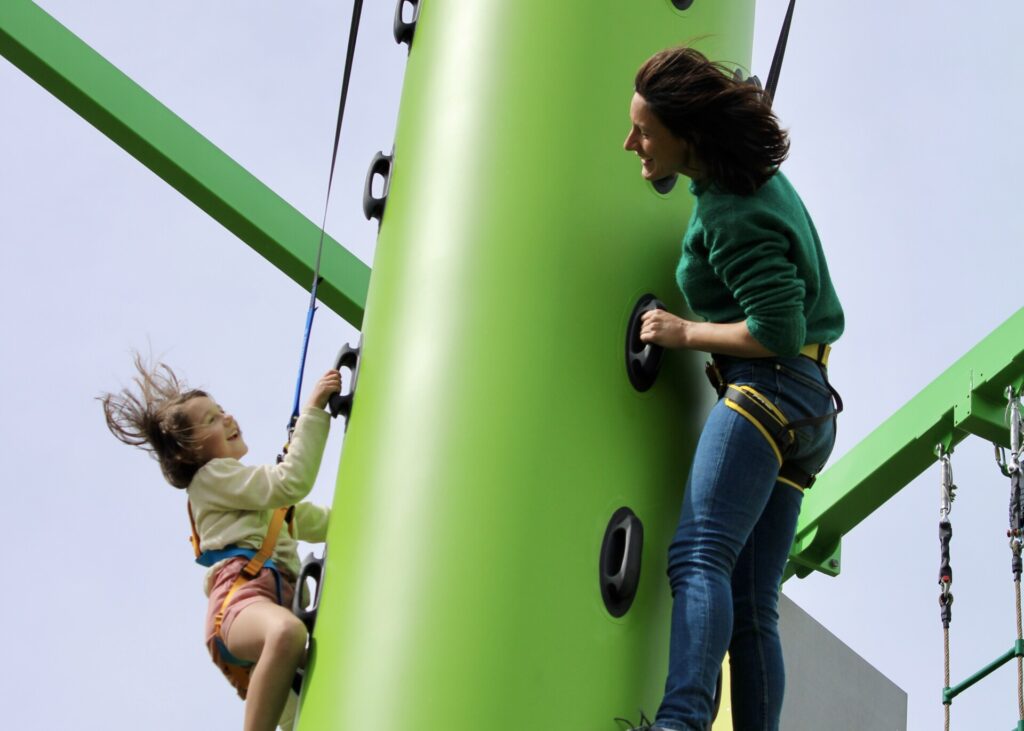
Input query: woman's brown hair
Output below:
<box><xmin>100</xmin><ymin>354</ymin><xmax>209</xmax><ymax>488</ymax></box>
<box><xmin>635</xmin><ymin>46</ymin><xmax>790</xmax><ymax>195</ymax></box>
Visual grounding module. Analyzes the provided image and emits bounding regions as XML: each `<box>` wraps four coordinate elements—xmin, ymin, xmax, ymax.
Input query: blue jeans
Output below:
<box><xmin>655</xmin><ymin>355</ymin><xmax>838</xmax><ymax>731</ymax></box>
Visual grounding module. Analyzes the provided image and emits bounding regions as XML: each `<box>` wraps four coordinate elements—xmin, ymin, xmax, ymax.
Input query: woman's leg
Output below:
<box><xmin>728</xmin><ymin>483</ymin><xmax>803</xmax><ymax>731</ymax></box>
<box><xmin>655</xmin><ymin>399</ymin><xmax>782</xmax><ymax>731</ymax></box>
<box><xmin>727</xmin><ymin>356</ymin><xmax>836</xmax><ymax>730</ymax></box>
<box><xmin>225</xmin><ymin>599</ymin><xmax>308</xmax><ymax>731</ymax></box>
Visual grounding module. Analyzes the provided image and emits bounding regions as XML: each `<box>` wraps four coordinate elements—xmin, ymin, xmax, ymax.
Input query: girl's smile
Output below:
<box><xmin>182</xmin><ymin>395</ymin><xmax>249</xmax><ymax>462</ymax></box>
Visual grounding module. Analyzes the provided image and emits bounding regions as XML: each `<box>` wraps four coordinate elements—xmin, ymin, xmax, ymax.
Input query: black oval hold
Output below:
<box><xmin>625</xmin><ymin>294</ymin><xmax>666</xmax><ymax>392</ymax></box>
<box><xmin>600</xmin><ymin>507</ymin><xmax>644</xmax><ymax>617</ymax></box>
<box><xmin>328</xmin><ymin>340</ymin><xmax>361</xmax><ymax>423</ymax></box>
<box><xmin>672</xmin><ymin>0</ymin><xmax>695</xmax><ymax>9</ymax></box>
<box><xmin>393</xmin><ymin>0</ymin><xmax>420</xmax><ymax>48</ymax></box>
<box><xmin>363</xmin><ymin>150</ymin><xmax>394</xmax><ymax>223</ymax></box>
<box><xmin>292</xmin><ymin>551</ymin><xmax>325</xmax><ymax>633</ymax></box>
<box><xmin>652</xmin><ymin>175</ymin><xmax>678</xmax><ymax>195</ymax></box>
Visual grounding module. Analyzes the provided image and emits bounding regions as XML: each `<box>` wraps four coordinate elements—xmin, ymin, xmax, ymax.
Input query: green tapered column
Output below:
<box><xmin>300</xmin><ymin>2</ymin><xmax>754</xmax><ymax>728</ymax></box>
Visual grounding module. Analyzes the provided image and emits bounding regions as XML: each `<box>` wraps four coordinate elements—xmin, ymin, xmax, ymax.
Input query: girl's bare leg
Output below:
<box><xmin>225</xmin><ymin>600</ymin><xmax>308</xmax><ymax>731</ymax></box>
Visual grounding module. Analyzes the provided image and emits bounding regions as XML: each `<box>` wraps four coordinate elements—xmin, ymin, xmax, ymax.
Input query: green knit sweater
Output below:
<box><xmin>675</xmin><ymin>171</ymin><xmax>844</xmax><ymax>357</ymax></box>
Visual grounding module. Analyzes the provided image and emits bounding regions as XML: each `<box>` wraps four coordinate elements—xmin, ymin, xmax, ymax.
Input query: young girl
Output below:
<box><xmin>101</xmin><ymin>355</ymin><xmax>341</xmax><ymax>731</ymax></box>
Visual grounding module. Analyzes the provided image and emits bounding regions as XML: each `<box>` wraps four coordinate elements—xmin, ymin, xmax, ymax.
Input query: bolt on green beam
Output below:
<box><xmin>787</xmin><ymin>307</ymin><xmax>1024</xmax><ymax>579</ymax></box>
<box><xmin>0</xmin><ymin>0</ymin><xmax>368</xmax><ymax>327</ymax></box>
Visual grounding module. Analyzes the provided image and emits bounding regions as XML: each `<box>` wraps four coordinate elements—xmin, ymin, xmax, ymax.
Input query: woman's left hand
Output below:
<box><xmin>640</xmin><ymin>309</ymin><xmax>691</xmax><ymax>348</ymax></box>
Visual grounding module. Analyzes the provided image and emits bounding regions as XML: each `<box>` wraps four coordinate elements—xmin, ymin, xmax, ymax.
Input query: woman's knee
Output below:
<box><xmin>666</xmin><ymin>540</ymin><xmax>738</xmax><ymax>593</ymax></box>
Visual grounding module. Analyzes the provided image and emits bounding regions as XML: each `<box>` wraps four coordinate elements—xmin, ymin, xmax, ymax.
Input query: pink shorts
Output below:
<box><xmin>204</xmin><ymin>557</ymin><xmax>296</xmax><ymax>698</ymax></box>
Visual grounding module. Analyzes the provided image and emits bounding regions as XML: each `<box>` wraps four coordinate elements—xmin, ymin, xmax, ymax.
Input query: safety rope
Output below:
<box><xmin>764</xmin><ymin>0</ymin><xmax>797</xmax><ymax>105</ymax></box>
<box><xmin>938</xmin><ymin>445</ymin><xmax>956</xmax><ymax>730</ymax></box>
<box><xmin>943</xmin><ymin>624</ymin><xmax>951</xmax><ymax>731</ymax></box>
<box><xmin>1016</xmin><ymin>578</ymin><xmax>1023</xmax><ymax>720</ymax></box>
<box><xmin>283</xmin><ymin>0</ymin><xmax>365</xmax><ymax>455</ymax></box>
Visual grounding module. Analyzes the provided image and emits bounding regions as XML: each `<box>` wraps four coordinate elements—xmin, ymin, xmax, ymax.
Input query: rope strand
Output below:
<box><xmin>944</xmin><ymin>625</ymin><xmax>951</xmax><ymax>731</ymax></box>
<box><xmin>1016</xmin><ymin>578</ymin><xmax>1023</xmax><ymax>720</ymax></box>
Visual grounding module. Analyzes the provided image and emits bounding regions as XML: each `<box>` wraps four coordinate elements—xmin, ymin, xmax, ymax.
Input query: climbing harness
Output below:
<box><xmin>763</xmin><ymin>0</ymin><xmax>797</xmax><ymax>105</ymax></box>
<box><xmin>280</xmin><ymin>0</ymin><xmax>365</xmax><ymax>460</ymax></box>
<box><xmin>187</xmin><ymin>502</ymin><xmax>295</xmax><ymax>691</ymax></box>
<box><xmin>704</xmin><ymin>344</ymin><xmax>843</xmax><ymax>489</ymax></box>
<box><xmin>937</xmin><ymin>445</ymin><xmax>955</xmax><ymax>731</ymax></box>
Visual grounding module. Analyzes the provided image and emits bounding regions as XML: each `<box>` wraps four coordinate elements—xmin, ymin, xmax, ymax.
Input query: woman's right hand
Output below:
<box><xmin>307</xmin><ymin>369</ymin><xmax>342</xmax><ymax>410</ymax></box>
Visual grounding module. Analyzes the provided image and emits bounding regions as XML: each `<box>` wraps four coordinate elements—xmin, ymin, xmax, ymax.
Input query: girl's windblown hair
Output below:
<box><xmin>100</xmin><ymin>354</ymin><xmax>209</xmax><ymax>488</ymax></box>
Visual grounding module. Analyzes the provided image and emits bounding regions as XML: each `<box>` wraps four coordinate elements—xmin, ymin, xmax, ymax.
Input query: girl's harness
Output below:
<box><xmin>187</xmin><ymin>503</ymin><xmax>295</xmax><ymax>675</ymax></box>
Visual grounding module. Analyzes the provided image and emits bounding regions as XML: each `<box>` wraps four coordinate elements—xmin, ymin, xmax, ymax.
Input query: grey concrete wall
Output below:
<box><xmin>779</xmin><ymin>593</ymin><xmax>907</xmax><ymax>730</ymax></box>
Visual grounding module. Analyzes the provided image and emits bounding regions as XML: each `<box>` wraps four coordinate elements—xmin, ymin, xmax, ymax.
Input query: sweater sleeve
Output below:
<box><xmin>192</xmin><ymin>406</ymin><xmax>331</xmax><ymax>511</ymax></box>
<box><xmin>705</xmin><ymin>209</ymin><xmax>807</xmax><ymax>357</ymax></box>
<box><xmin>293</xmin><ymin>502</ymin><xmax>330</xmax><ymax>543</ymax></box>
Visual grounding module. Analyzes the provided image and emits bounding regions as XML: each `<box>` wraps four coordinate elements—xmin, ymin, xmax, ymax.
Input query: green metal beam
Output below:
<box><xmin>0</xmin><ymin>0</ymin><xmax>368</xmax><ymax>327</ymax></box>
<box><xmin>787</xmin><ymin>307</ymin><xmax>1024</xmax><ymax>579</ymax></box>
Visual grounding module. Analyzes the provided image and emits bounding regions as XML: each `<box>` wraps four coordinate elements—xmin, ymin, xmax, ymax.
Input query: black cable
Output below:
<box><xmin>764</xmin><ymin>0</ymin><xmax>796</xmax><ymax>106</ymax></box>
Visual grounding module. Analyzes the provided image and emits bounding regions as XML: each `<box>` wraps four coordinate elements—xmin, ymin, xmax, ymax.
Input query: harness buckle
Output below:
<box><xmin>705</xmin><ymin>360</ymin><xmax>727</xmax><ymax>398</ymax></box>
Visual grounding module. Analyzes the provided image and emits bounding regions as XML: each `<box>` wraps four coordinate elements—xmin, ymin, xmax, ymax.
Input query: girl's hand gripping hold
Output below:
<box><xmin>307</xmin><ymin>369</ymin><xmax>342</xmax><ymax>410</ymax></box>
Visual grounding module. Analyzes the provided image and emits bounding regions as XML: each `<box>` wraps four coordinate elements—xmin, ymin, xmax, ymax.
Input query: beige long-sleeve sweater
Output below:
<box><xmin>187</xmin><ymin>406</ymin><xmax>331</xmax><ymax>593</ymax></box>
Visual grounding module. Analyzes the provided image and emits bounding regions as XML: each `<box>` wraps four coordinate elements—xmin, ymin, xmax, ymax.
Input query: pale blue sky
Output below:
<box><xmin>1</xmin><ymin>2</ymin><xmax>1021</xmax><ymax>729</ymax></box>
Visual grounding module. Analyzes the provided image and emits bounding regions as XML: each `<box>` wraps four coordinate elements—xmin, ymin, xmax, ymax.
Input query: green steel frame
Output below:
<box><xmin>787</xmin><ymin>307</ymin><xmax>1024</xmax><ymax>579</ymax></box>
<box><xmin>3</xmin><ymin>0</ymin><xmax>1023</xmax><ymax>582</ymax></box>
<box><xmin>0</xmin><ymin>0</ymin><xmax>369</xmax><ymax>327</ymax></box>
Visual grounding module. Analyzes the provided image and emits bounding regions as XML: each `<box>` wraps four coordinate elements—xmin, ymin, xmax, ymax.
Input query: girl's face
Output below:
<box><xmin>623</xmin><ymin>92</ymin><xmax>702</xmax><ymax>182</ymax></box>
<box><xmin>182</xmin><ymin>395</ymin><xmax>249</xmax><ymax>462</ymax></box>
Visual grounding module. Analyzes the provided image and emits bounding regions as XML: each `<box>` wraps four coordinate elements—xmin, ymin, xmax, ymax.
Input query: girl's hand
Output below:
<box><xmin>307</xmin><ymin>369</ymin><xmax>343</xmax><ymax>410</ymax></box>
<box><xmin>640</xmin><ymin>309</ymin><xmax>691</xmax><ymax>349</ymax></box>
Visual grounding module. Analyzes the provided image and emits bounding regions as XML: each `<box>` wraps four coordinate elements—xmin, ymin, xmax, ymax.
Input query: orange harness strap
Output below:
<box><xmin>187</xmin><ymin>502</ymin><xmax>293</xmax><ymax>637</ymax></box>
<box><xmin>212</xmin><ymin>506</ymin><xmax>290</xmax><ymax>638</ymax></box>
<box><xmin>188</xmin><ymin>503</ymin><xmax>296</xmax><ymax>697</ymax></box>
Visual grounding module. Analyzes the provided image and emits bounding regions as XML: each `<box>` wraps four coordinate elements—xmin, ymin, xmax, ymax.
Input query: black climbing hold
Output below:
<box><xmin>652</xmin><ymin>175</ymin><xmax>678</xmax><ymax>194</ymax></box>
<box><xmin>328</xmin><ymin>341</ymin><xmax>361</xmax><ymax>422</ymax></box>
<box><xmin>600</xmin><ymin>507</ymin><xmax>644</xmax><ymax>618</ymax></box>
<box><xmin>625</xmin><ymin>294</ymin><xmax>666</xmax><ymax>392</ymax></box>
<box><xmin>393</xmin><ymin>0</ymin><xmax>420</xmax><ymax>48</ymax></box>
<box><xmin>292</xmin><ymin>550</ymin><xmax>325</xmax><ymax>634</ymax></box>
<box><xmin>363</xmin><ymin>150</ymin><xmax>393</xmax><ymax>223</ymax></box>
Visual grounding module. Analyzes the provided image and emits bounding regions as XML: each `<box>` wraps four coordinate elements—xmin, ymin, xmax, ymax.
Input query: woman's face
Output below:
<box><xmin>623</xmin><ymin>92</ymin><xmax>701</xmax><ymax>182</ymax></box>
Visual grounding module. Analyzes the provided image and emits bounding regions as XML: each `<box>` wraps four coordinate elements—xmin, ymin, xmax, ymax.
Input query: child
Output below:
<box><xmin>101</xmin><ymin>355</ymin><xmax>341</xmax><ymax>731</ymax></box>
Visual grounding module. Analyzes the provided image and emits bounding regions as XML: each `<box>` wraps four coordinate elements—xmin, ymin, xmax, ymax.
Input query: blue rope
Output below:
<box><xmin>286</xmin><ymin>0</ymin><xmax>364</xmax><ymax>434</ymax></box>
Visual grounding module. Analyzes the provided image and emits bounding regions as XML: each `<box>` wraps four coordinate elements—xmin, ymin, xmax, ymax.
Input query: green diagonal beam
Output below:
<box><xmin>788</xmin><ymin>307</ymin><xmax>1024</xmax><ymax>579</ymax></box>
<box><xmin>0</xmin><ymin>0</ymin><xmax>368</xmax><ymax>327</ymax></box>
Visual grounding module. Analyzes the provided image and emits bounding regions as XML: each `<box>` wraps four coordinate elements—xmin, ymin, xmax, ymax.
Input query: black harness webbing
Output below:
<box><xmin>706</xmin><ymin>355</ymin><xmax>842</xmax><ymax>489</ymax></box>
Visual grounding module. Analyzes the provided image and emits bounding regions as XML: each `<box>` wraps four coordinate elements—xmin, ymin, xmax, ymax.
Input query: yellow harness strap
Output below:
<box><xmin>706</xmin><ymin>348</ymin><xmax>840</xmax><ymax>493</ymax></box>
<box><xmin>724</xmin><ymin>384</ymin><xmax>792</xmax><ymax>466</ymax></box>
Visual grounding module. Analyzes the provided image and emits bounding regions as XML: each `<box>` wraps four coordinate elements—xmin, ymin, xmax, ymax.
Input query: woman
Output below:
<box><xmin>622</xmin><ymin>47</ymin><xmax>844</xmax><ymax>731</ymax></box>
